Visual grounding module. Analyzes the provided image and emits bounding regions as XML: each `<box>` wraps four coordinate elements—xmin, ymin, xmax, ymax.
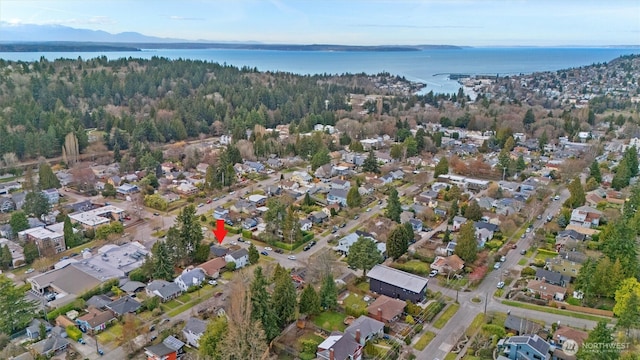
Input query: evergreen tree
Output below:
<box><xmin>576</xmin><ymin>321</ymin><xmax>618</xmax><ymax>360</ymax></box>
<box><xmin>199</xmin><ymin>316</ymin><xmax>227</xmax><ymax>360</ymax></box>
<box><xmin>464</xmin><ymin>200</ymin><xmax>483</xmax><ymax>221</ymax></box>
<box><xmin>319</xmin><ymin>274</ymin><xmax>337</xmax><ymax>310</ymax></box>
<box><xmin>415</xmin><ymin>128</ymin><xmax>426</xmax><ymax>152</ymax></box>
<box><xmin>567</xmin><ymin>177</ymin><xmax>586</xmax><ymax>208</ymax></box>
<box><xmin>590</xmin><ymin>161</ymin><xmax>602</xmax><ymax>183</ymax></box>
<box><xmin>299</xmin><ymin>285</ymin><xmax>321</xmax><ymax>316</ymax></box>
<box><xmin>455</xmin><ymin>221</ymin><xmax>478</xmax><ymax>263</ymax></box>
<box><xmin>538</xmin><ymin>131</ymin><xmax>548</xmax><ymax>152</ymax></box>
<box><xmin>112</xmin><ymin>142</ymin><xmax>122</xmax><ymax>163</ymax></box>
<box><xmin>310</xmin><ymin>148</ymin><xmax>330</xmax><ymax>170</ymax></box>
<box><xmin>0</xmin><ymin>275</ymin><xmax>38</xmax><ymax>335</ymax></box>
<box><xmin>63</xmin><ymin>216</ymin><xmax>79</xmax><ymax>249</ymax></box>
<box><xmin>303</xmin><ymin>192</ymin><xmax>315</xmax><ymax>206</ymax></box>
<box><xmin>624</xmin><ymin>145</ymin><xmax>639</xmax><ymax>178</ymax></box>
<box><xmin>38</xmin><ymin>162</ymin><xmax>61</xmax><ymax>189</ymax></box>
<box><xmin>347</xmin><ymin>236</ymin><xmax>382</xmax><ymax>277</ymax></box>
<box><xmin>346</xmin><ymin>186</ymin><xmax>362</xmax><ymax>208</ymax></box>
<box><xmin>152</xmin><ymin>242</ymin><xmax>175</xmax><ymax>281</ymax></box>
<box><xmin>515</xmin><ymin>155</ymin><xmax>526</xmax><ymax>173</ymax></box>
<box><xmin>385</xmin><ymin>188</ymin><xmax>401</xmax><ymax>223</ymax></box>
<box><xmin>23</xmin><ymin>241</ymin><xmax>39</xmax><ymax>264</ymax></box>
<box><xmin>250</xmin><ymin>267</ymin><xmax>280</xmax><ymax>341</ymax></box>
<box><xmin>387</xmin><ymin>224</ymin><xmax>409</xmax><ymax>260</ymax></box>
<box><xmin>9</xmin><ymin>211</ymin><xmax>29</xmax><ymax>237</ymax></box>
<box><xmin>612</xmin><ymin>158</ymin><xmax>631</xmax><ymax>190</ymax></box>
<box><xmin>272</xmin><ymin>267</ymin><xmax>297</xmax><ymax>328</ymax></box>
<box><xmin>523</xmin><ymin>108</ymin><xmax>535</xmax><ymax>128</ymax></box>
<box><xmin>362</xmin><ymin>150</ymin><xmax>380</xmax><ymax>173</ymax></box>
<box><xmin>434</xmin><ymin>157</ymin><xmax>449</xmax><ymax>178</ymax></box>
<box><xmin>248</xmin><ymin>243</ymin><xmax>259</xmax><ymax>265</ymax></box>
<box><xmin>23</xmin><ymin>191</ymin><xmax>51</xmax><ymax>218</ymax></box>
<box><xmin>1</xmin><ymin>244</ymin><xmax>12</xmax><ymax>269</ymax></box>
<box><xmin>174</xmin><ymin>205</ymin><xmax>204</xmax><ymax>265</ymax></box>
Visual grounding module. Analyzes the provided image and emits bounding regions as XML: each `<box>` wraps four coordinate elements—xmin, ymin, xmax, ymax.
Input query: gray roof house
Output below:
<box><xmin>174</xmin><ymin>268</ymin><xmax>206</xmax><ymax>292</ymax></box>
<box><xmin>31</xmin><ymin>333</ymin><xmax>69</xmax><ymax>357</ymax></box>
<box><xmin>498</xmin><ymin>334</ymin><xmax>550</xmax><ymax>360</ymax></box>
<box><xmin>345</xmin><ymin>315</ymin><xmax>384</xmax><ymax>346</ymax></box>
<box><xmin>225</xmin><ymin>248</ymin><xmax>249</xmax><ymax>269</ymax></box>
<box><xmin>146</xmin><ymin>280</ymin><xmax>183</xmax><ymax>302</ymax></box>
<box><xmin>504</xmin><ymin>314</ymin><xmax>543</xmax><ymax>336</ymax></box>
<box><xmin>183</xmin><ymin>317</ymin><xmax>208</xmax><ymax>348</ymax></box>
<box><xmin>535</xmin><ymin>269</ymin><xmax>571</xmax><ymax>287</ymax></box>
<box><xmin>86</xmin><ymin>294</ymin><xmax>113</xmax><ymax>309</ymax></box>
<box><xmin>327</xmin><ymin>189</ymin><xmax>348</xmax><ymax>207</ymax></box>
<box><xmin>106</xmin><ymin>295</ymin><xmax>141</xmax><ymax>316</ymax></box>
<box><xmin>367</xmin><ymin>265</ymin><xmax>429</xmax><ymax>303</ymax></box>
<box><xmin>26</xmin><ymin>319</ymin><xmax>52</xmax><ymax>340</ymax></box>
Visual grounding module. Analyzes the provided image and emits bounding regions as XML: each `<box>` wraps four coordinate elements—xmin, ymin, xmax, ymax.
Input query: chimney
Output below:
<box><xmin>329</xmin><ymin>348</ymin><xmax>335</xmax><ymax>360</ymax></box>
<box><xmin>377</xmin><ymin>308</ymin><xmax>383</xmax><ymax>322</ymax></box>
<box><xmin>355</xmin><ymin>329</ymin><xmax>361</xmax><ymax>344</ymax></box>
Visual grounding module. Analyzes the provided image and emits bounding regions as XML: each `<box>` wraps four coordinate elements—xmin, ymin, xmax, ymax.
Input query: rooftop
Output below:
<box><xmin>367</xmin><ymin>265</ymin><xmax>428</xmax><ymax>294</ymax></box>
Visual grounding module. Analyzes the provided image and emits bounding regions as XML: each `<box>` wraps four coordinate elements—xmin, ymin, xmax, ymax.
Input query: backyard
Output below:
<box><xmin>312</xmin><ymin>311</ymin><xmax>347</xmax><ymax>332</ymax></box>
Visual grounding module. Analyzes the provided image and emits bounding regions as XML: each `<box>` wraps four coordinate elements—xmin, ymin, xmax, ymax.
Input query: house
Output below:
<box><xmin>551</xmin><ymin>326</ymin><xmax>588</xmax><ymax>360</ymax></box>
<box><xmin>31</xmin><ymin>333</ymin><xmax>69</xmax><ymax>357</ymax></box>
<box><xmin>555</xmin><ymin>230</ymin><xmax>586</xmax><ymax>246</ymax></box>
<box><xmin>280</xmin><ymin>180</ymin><xmax>299</xmax><ymax>191</ymax></box>
<box><xmin>331</xmin><ymin>178</ymin><xmax>351</xmax><ymax>190</ymax></box>
<box><xmin>358</xmin><ymin>184</ymin><xmax>374</xmax><ymax>196</ymax></box>
<box><xmin>527</xmin><ymin>279</ymin><xmax>567</xmax><ymax>301</ymax></box>
<box><xmin>198</xmin><ymin>257</ymin><xmax>227</xmax><ymax>279</ymax></box>
<box><xmin>367</xmin><ymin>265</ymin><xmax>429</xmax><ymax>303</ymax></box>
<box><xmin>146</xmin><ymin>280</ymin><xmax>183</xmax><ymax>302</ymax></box>
<box><xmin>247</xmin><ymin>194</ymin><xmax>267</xmax><ymax>207</ymax></box>
<box><xmin>0</xmin><ymin>237</ymin><xmax>25</xmax><ymax>267</ymax></box>
<box><xmin>213</xmin><ymin>207</ymin><xmax>229</xmax><ymax>220</ymax></box>
<box><xmin>291</xmin><ymin>171</ymin><xmax>313</xmax><ymax>184</ymax></box>
<box><xmin>535</xmin><ymin>269</ymin><xmax>570</xmax><ymax>287</ymax></box>
<box><xmin>174</xmin><ymin>268</ymin><xmax>206</xmax><ymax>292</ymax></box>
<box><xmin>230</xmin><ymin>200</ymin><xmax>255</xmax><ymax>214</ymax></box>
<box><xmin>183</xmin><ymin>317</ymin><xmax>208</xmax><ymax>348</ymax></box>
<box><xmin>390</xmin><ymin>169</ymin><xmax>404</xmax><ymax>180</ymax></box>
<box><xmin>0</xmin><ymin>197</ymin><xmax>16</xmax><ymax>213</ymax></box>
<box><xmin>120</xmin><ymin>280</ymin><xmax>146</xmax><ymax>295</ymax></box>
<box><xmin>452</xmin><ymin>216</ymin><xmax>467</xmax><ymax>231</ymax></box>
<box><xmin>175</xmin><ymin>182</ymin><xmax>198</xmax><ymax>195</ymax></box>
<box><xmin>0</xmin><ymin>181</ymin><xmax>22</xmax><ymax>195</ymax></box>
<box><xmin>19</xmin><ymin>225</ymin><xmax>66</xmax><ymax>255</ymax></box>
<box><xmin>76</xmin><ymin>307</ymin><xmax>116</xmax><ymax>334</ymax></box>
<box><xmin>209</xmin><ymin>245</ymin><xmax>229</xmax><ymax>258</ymax></box>
<box><xmin>414</xmin><ymin>190</ymin><xmax>439</xmax><ymax>208</ymax></box>
<box><xmin>367</xmin><ymin>295</ymin><xmax>406</xmax><ymax>324</ymax></box>
<box><xmin>345</xmin><ymin>316</ymin><xmax>384</xmax><ymax>346</ymax></box>
<box><xmin>569</xmin><ymin>206</ymin><xmax>602</xmax><ymax>228</ymax></box>
<box><xmin>475</xmin><ymin>221</ymin><xmax>499</xmax><ymax>246</ymax></box>
<box><xmin>107</xmin><ymin>176</ymin><xmax>121</xmax><ymax>187</ymax></box>
<box><xmin>327</xmin><ymin>189</ymin><xmax>348</xmax><ymax>207</ymax></box>
<box><xmin>117</xmin><ymin>183</ymin><xmax>140</xmax><ymax>195</ymax></box>
<box><xmin>333</xmin><ymin>231</ymin><xmax>385</xmax><ymax>257</ymax></box>
<box><xmin>299</xmin><ymin>219</ymin><xmax>313</xmax><ymax>231</ymax></box>
<box><xmin>430</xmin><ymin>255</ymin><xmax>465</xmax><ymax>275</ymax></box>
<box><xmin>498</xmin><ymin>334</ymin><xmax>551</xmax><ymax>360</ymax></box>
<box><xmin>316</xmin><ymin>331</ymin><xmax>363</xmax><ymax>360</ymax></box>
<box><xmin>504</xmin><ymin>314</ymin><xmax>542</xmax><ymax>336</ymax></box>
<box><xmin>225</xmin><ymin>248</ymin><xmax>249</xmax><ymax>269</ymax></box>
<box><xmin>195</xmin><ymin>163</ymin><xmax>209</xmax><ymax>174</ymax></box>
<box><xmin>408</xmin><ymin>218</ymin><xmax>423</xmax><ymax>232</ymax></box>
<box><xmin>245</xmin><ymin>161</ymin><xmax>265</xmax><ymax>173</ymax></box>
<box><xmin>242</xmin><ymin>218</ymin><xmax>259</xmax><ymax>230</ymax></box>
<box><xmin>309</xmin><ymin>211</ymin><xmax>329</xmax><ymax>224</ymax></box>
<box><xmin>26</xmin><ymin>319</ymin><xmax>52</xmax><ymax>340</ymax></box>
<box><xmin>379</xmin><ymin>174</ymin><xmax>394</xmax><ymax>184</ymax></box>
<box><xmin>85</xmin><ymin>294</ymin><xmax>113</xmax><ymax>310</ymax></box>
<box><xmin>315</xmin><ymin>164</ymin><xmax>335</xmax><ymax>180</ymax></box>
<box><xmin>106</xmin><ymin>295</ymin><xmax>141</xmax><ymax>316</ymax></box>
<box><xmin>68</xmin><ymin>205</ymin><xmax>126</xmax><ymax>230</ymax></box>
<box><xmin>42</xmin><ymin>188</ymin><xmax>60</xmax><ymax>205</ymax></box>
<box><xmin>145</xmin><ymin>335</ymin><xmax>184</xmax><ymax>360</ymax></box>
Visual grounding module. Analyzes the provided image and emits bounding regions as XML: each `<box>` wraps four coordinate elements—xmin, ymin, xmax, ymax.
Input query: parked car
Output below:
<box><xmin>511</xmin><ymin>244</ymin><xmax>517</xmax><ymax>249</ymax></box>
<box><xmin>197</xmin><ymin>203</ymin><xmax>204</xmax><ymax>208</ymax></box>
<box><xmin>500</xmin><ymin>255</ymin><xmax>506</xmax><ymax>262</ymax></box>
<box><xmin>497</xmin><ymin>281</ymin><xmax>505</xmax><ymax>289</ymax></box>
<box><xmin>274</xmin><ymin>249</ymin><xmax>284</xmax><ymax>254</ymax></box>
<box><xmin>208</xmin><ymin>280</ymin><xmax>218</xmax><ymax>286</ymax></box>
<box><xmin>206</xmin><ymin>199</ymin><xmax>212</xmax><ymax>204</ymax></box>
<box><xmin>429</xmin><ymin>270</ymin><xmax>438</xmax><ymax>277</ymax></box>
<box><xmin>520</xmin><ymin>249</ymin><xmax>527</xmax><ymax>255</ymax></box>
<box><xmin>264</xmin><ymin>247</ymin><xmax>273</xmax><ymax>251</ymax></box>
<box><xmin>153</xmin><ymin>212</ymin><xmax>160</xmax><ymax>216</ymax></box>
<box><xmin>78</xmin><ymin>338</ymin><xmax>86</xmax><ymax>345</ymax></box>
<box><xmin>494</xmin><ymin>262</ymin><xmax>502</xmax><ymax>270</ymax></box>
<box><xmin>287</xmin><ymin>255</ymin><xmax>297</xmax><ymax>260</ymax></box>
<box><xmin>260</xmin><ymin>251</ymin><xmax>269</xmax><ymax>256</ymax></box>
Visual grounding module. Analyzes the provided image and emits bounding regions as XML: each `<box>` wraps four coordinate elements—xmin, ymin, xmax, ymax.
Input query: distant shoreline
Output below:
<box><xmin>0</xmin><ymin>42</ymin><xmax>464</xmax><ymax>53</ymax></box>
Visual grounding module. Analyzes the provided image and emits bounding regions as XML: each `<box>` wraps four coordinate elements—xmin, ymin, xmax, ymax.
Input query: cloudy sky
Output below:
<box><xmin>1</xmin><ymin>0</ymin><xmax>639</xmax><ymax>46</ymax></box>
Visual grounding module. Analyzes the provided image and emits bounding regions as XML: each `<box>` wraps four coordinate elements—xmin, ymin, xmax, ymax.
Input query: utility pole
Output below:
<box><xmin>484</xmin><ymin>292</ymin><xmax>488</xmax><ymax>314</ymax></box>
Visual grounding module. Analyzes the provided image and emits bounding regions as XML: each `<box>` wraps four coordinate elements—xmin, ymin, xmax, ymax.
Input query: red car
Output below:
<box><xmin>206</xmin><ymin>199</ymin><xmax>212</xmax><ymax>204</ymax></box>
<box><xmin>124</xmin><ymin>216</ymin><xmax>131</xmax><ymax>220</ymax></box>
<box><xmin>511</xmin><ymin>244</ymin><xmax>517</xmax><ymax>249</ymax></box>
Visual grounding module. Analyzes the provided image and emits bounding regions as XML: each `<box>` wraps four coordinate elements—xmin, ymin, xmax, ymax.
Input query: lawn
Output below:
<box><xmin>162</xmin><ymin>300</ymin><xmax>181</xmax><ymax>310</ymax></box>
<box><xmin>501</xmin><ymin>300</ymin><xmax>611</xmax><ymax>322</ymax></box>
<box><xmin>177</xmin><ymin>293</ymin><xmax>192</xmax><ymax>303</ymax></box>
<box><xmin>433</xmin><ymin>303</ymin><xmax>460</xmax><ymax>329</ymax></box>
<box><xmin>167</xmin><ymin>295</ymin><xmax>208</xmax><ymax>317</ymax></box>
<box><xmin>356</xmin><ymin>281</ymin><xmax>370</xmax><ymax>293</ymax></box>
<box><xmin>392</xmin><ymin>260</ymin><xmax>431</xmax><ymax>276</ymax></box>
<box><xmin>445</xmin><ymin>353</ymin><xmax>458</xmax><ymax>360</ymax></box>
<box><xmin>97</xmin><ymin>323</ymin><xmax>123</xmax><ymax>345</ymax></box>
<box><xmin>343</xmin><ymin>293</ymin><xmax>368</xmax><ymax>315</ymax></box>
<box><xmin>517</xmin><ymin>258</ymin><xmax>527</xmax><ymax>266</ymax></box>
<box><xmin>413</xmin><ymin>331</ymin><xmax>436</xmax><ymax>351</ymax></box>
<box><xmin>312</xmin><ymin>311</ymin><xmax>347</xmax><ymax>332</ymax></box>
<box><xmin>465</xmin><ymin>313</ymin><xmax>486</xmax><ymax>337</ymax></box>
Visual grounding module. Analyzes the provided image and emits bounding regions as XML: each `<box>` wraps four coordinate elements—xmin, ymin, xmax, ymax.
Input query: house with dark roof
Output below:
<box><xmin>316</xmin><ymin>331</ymin><xmax>363</xmax><ymax>360</ymax></box>
<box><xmin>31</xmin><ymin>333</ymin><xmax>69</xmax><ymax>357</ymax></box>
<box><xmin>106</xmin><ymin>295</ymin><xmax>141</xmax><ymax>316</ymax></box>
<box><xmin>309</xmin><ymin>211</ymin><xmax>329</xmax><ymax>224</ymax></box>
<box><xmin>76</xmin><ymin>307</ymin><xmax>116</xmax><ymax>334</ymax></box>
<box><xmin>145</xmin><ymin>335</ymin><xmax>184</xmax><ymax>360</ymax></box>
<box><xmin>555</xmin><ymin>230</ymin><xmax>586</xmax><ymax>246</ymax></box>
<box><xmin>225</xmin><ymin>248</ymin><xmax>249</xmax><ymax>269</ymax></box>
<box><xmin>146</xmin><ymin>280</ymin><xmax>183</xmax><ymax>302</ymax></box>
<box><xmin>26</xmin><ymin>319</ymin><xmax>52</xmax><ymax>340</ymax></box>
<box><xmin>345</xmin><ymin>316</ymin><xmax>384</xmax><ymax>346</ymax></box>
<box><xmin>367</xmin><ymin>265</ymin><xmax>429</xmax><ymax>303</ymax></box>
<box><xmin>183</xmin><ymin>317</ymin><xmax>208</xmax><ymax>348</ymax></box>
<box><xmin>327</xmin><ymin>189</ymin><xmax>348</xmax><ymax>207</ymax></box>
<box><xmin>498</xmin><ymin>334</ymin><xmax>551</xmax><ymax>360</ymax></box>
<box><xmin>174</xmin><ymin>268</ymin><xmax>206</xmax><ymax>292</ymax></box>
<box><xmin>535</xmin><ymin>269</ymin><xmax>570</xmax><ymax>287</ymax></box>
<box><xmin>209</xmin><ymin>245</ymin><xmax>229</xmax><ymax>258</ymax></box>
<box><xmin>120</xmin><ymin>280</ymin><xmax>146</xmax><ymax>295</ymax></box>
<box><xmin>86</xmin><ymin>294</ymin><xmax>113</xmax><ymax>309</ymax></box>
<box><xmin>504</xmin><ymin>314</ymin><xmax>542</xmax><ymax>336</ymax></box>
<box><xmin>367</xmin><ymin>295</ymin><xmax>406</xmax><ymax>324</ymax></box>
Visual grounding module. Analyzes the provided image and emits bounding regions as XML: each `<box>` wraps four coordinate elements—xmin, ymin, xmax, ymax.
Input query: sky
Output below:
<box><xmin>1</xmin><ymin>0</ymin><xmax>639</xmax><ymax>46</ymax></box>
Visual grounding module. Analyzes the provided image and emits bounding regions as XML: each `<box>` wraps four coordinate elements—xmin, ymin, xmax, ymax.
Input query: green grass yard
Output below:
<box><xmin>392</xmin><ymin>260</ymin><xmax>431</xmax><ymax>276</ymax></box>
<box><xmin>413</xmin><ymin>331</ymin><xmax>436</xmax><ymax>351</ymax></box>
<box><xmin>312</xmin><ymin>311</ymin><xmax>347</xmax><ymax>332</ymax></box>
<box><xmin>433</xmin><ymin>303</ymin><xmax>460</xmax><ymax>329</ymax></box>
<box><xmin>501</xmin><ymin>300</ymin><xmax>610</xmax><ymax>322</ymax></box>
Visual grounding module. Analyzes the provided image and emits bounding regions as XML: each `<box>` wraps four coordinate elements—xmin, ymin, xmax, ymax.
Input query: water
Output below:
<box><xmin>0</xmin><ymin>47</ymin><xmax>637</xmax><ymax>94</ymax></box>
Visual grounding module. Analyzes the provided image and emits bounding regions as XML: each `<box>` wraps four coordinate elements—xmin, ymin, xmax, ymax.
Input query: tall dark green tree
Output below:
<box><xmin>347</xmin><ymin>236</ymin><xmax>382</xmax><ymax>276</ymax></box>
<box><xmin>174</xmin><ymin>205</ymin><xmax>204</xmax><ymax>265</ymax></box>
<box><xmin>576</xmin><ymin>321</ymin><xmax>618</xmax><ymax>360</ymax></box>
<box><xmin>310</xmin><ymin>148</ymin><xmax>330</xmax><ymax>170</ymax></box>
<box><xmin>362</xmin><ymin>150</ymin><xmax>380</xmax><ymax>173</ymax></box>
<box><xmin>9</xmin><ymin>211</ymin><xmax>29</xmax><ymax>237</ymax></box>
<box><xmin>63</xmin><ymin>215</ymin><xmax>79</xmax><ymax>249</ymax></box>
<box><xmin>23</xmin><ymin>241</ymin><xmax>39</xmax><ymax>264</ymax></box>
<box><xmin>464</xmin><ymin>200</ymin><xmax>483</xmax><ymax>221</ymax></box>
<box><xmin>346</xmin><ymin>186</ymin><xmax>362</xmax><ymax>208</ymax></box>
<box><xmin>299</xmin><ymin>285</ymin><xmax>321</xmax><ymax>316</ymax></box>
<box><xmin>515</xmin><ymin>155</ymin><xmax>526</xmax><ymax>173</ymax></box>
<box><xmin>250</xmin><ymin>267</ymin><xmax>279</xmax><ymax>341</ymax></box>
<box><xmin>0</xmin><ymin>276</ymin><xmax>38</xmax><ymax>335</ymax></box>
<box><xmin>0</xmin><ymin>245</ymin><xmax>12</xmax><ymax>269</ymax></box>
<box><xmin>319</xmin><ymin>274</ymin><xmax>337</xmax><ymax>310</ymax></box>
<box><xmin>624</xmin><ymin>145</ymin><xmax>639</xmax><ymax>178</ymax></box>
<box><xmin>523</xmin><ymin>108</ymin><xmax>535</xmax><ymax>129</ymax></box>
<box><xmin>248</xmin><ymin>243</ymin><xmax>259</xmax><ymax>265</ymax></box>
<box><xmin>589</xmin><ymin>161</ymin><xmax>602</xmax><ymax>183</ymax></box>
<box><xmin>151</xmin><ymin>241</ymin><xmax>175</xmax><ymax>281</ymax></box>
<box><xmin>385</xmin><ymin>188</ymin><xmax>401</xmax><ymax>223</ymax></box>
<box><xmin>455</xmin><ymin>221</ymin><xmax>478</xmax><ymax>263</ymax></box>
<box><xmin>272</xmin><ymin>266</ymin><xmax>297</xmax><ymax>328</ymax></box>
<box><xmin>434</xmin><ymin>157</ymin><xmax>449</xmax><ymax>178</ymax></box>
<box><xmin>387</xmin><ymin>224</ymin><xmax>409</xmax><ymax>260</ymax></box>
<box><xmin>23</xmin><ymin>191</ymin><xmax>51</xmax><ymax>218</ymax></box>
<box><xmin>612</xmin><ymin>158</ymin><xmax>631</xmax><ymax>190</ymax></box>
<box><xmin>38</xmin><ymin>162</ymin><xmax>60</xmax><ymax>189</ymax></box>
<box><xmin>567</xmin><ymin>177</ymin><xmax>586</xmax><ymax>209</ymax></box>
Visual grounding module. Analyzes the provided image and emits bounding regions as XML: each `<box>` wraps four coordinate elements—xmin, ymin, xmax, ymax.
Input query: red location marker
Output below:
<box><xmin>212</xmin><ymin>219</ymin><xmax>228</xmax><ymax>244</ymax></box>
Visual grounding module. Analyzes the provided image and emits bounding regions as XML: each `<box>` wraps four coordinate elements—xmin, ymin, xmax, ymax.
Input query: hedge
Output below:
<box><xmin>79</xmin><ymin>278</ymin><xmax>119</xmax><ymax>301</ymax></box>
<box><xmin>241</xmin><ymin>230</ymin><xmax>253</xmax><ymax>239</ymax></box>
<box><xmin>225</xmin><ymin>225</ymin><xmax>241</xmax><ymax>234</ymax></box>
<box><xmin>47</xmin><ymin>299</ymin><xmax>86</xmax><ymax>321</ymax></box>
<box><xmin>66</xmin><ymin>325</ymin><xmax>83</xmax><ymax>341</ymax></box>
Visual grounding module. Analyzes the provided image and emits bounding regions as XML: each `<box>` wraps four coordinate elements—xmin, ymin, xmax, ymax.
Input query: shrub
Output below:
<box><xmin>242</xmin><ymin>230</ymin><xmax>253</xmax><ymax>239</ymax></box>
<box><xmin>66</xmin><ymin>325</ymin><xmax>82</xmax><ymax>341</ymax></box>
<box><xmin>225</xmin><ymin>262</ymin><xmax>236</xmax><ymax>271</ymax></box>
<box><xmin>521</xmin><ymin>267</ymin><xmax>536</xmax><ymax>277</ymax></box>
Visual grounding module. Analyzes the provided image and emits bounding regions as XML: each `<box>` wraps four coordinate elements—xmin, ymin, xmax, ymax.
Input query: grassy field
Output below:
<box><xmin>392</xmin><ymin>260</ymin><xmax>431</xmax><ymax>276</ymax></box>
<box><xmin>413</xmin><ymin>331</ymin><xmax>436</xmax><ymax>351</ymax></box>
<box><xmin>517</xmin><ymin>258</ymin><xmax>527</xmax><ymax>266</ymax></box>
<box><xmin>97</xmin><ymin>323</ymin><xmax>123</xmax><ymax>344</ymax></box>
<box><xmin>343</xmin><ymin>293</ymin><xmax>367</xmax><ymax>314</ymax></box>
<box><xmin>312</xmin><ymin>311</ymin><xmax>347</xmax><ymax>332</ymax></box>
<box><xmin>501</xmin><ymin>300</ymin><xmax>611</xmax><ymax>322</ymax></box>
<box><xmin>356</xmin><ymin>281</ymin><xmax>370</xmax><ymax>293</ymax></box>
<box><xmin>465</xmin><ymin>313</ymin><xmax>486</xmax><ymax>337</ymax></box>
<box><xmin>433</xmin><ymin>303</ymin><xmax>460</xmax><ymax>329</ymax></box>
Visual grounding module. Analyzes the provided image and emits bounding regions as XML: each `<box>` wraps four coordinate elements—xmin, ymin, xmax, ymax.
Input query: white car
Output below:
<box><xmin>497</xmin><ymin>281</ymin><xmax>505</xmax><ymax>289</ymax></box>
<box><xmin>264</xmin><ymin>247</ymin><xmax>273</xmax><ymax>251</ymax></box>
<box><xmin>429</xmin><ymin>270</ymin><xmax>438</xmax><ymax>277</ymax></box>
<box><xmin>494</xmin><ymin>262</ymin><xmax>502</xmax><ymax>270</ymax></box>
<box><xmin>208</xmin><ymin>280</ymin><xmax>218</xmax><ymax>286</ymax></box>
<box><xmin>287</xmin><ymin>255</ymin><xmax>297</xmax><ymax>260</ymax></box>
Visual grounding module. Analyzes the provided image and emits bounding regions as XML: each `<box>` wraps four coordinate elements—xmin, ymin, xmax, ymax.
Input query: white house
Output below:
<box><xmin>174</xmin><ymin>268</ymin><xmax>206</xmax><ymax>292</ymax></box>
<box><xmin>183</xmin><ymin>317</ymin><xmax>208</xmax><ymax>348</ymax></box>
<box><xmin>333</xmin><ymin>231</ymin><xmax>386</xmax><ymax>257</ymax></box>
<box><xmin>225</xmin><ymin>248</ymin><xmax>249</xmax><ymax>269</ymax></box>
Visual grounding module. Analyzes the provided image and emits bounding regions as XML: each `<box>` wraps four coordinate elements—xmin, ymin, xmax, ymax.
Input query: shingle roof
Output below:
<box><xmin>504</xmin><ymin>314</ymin><xmax>542</xmax><ymax>334</ymax></box>
<box><xmin>184</xmin><ymin>317</ymin><xmax>207</xmax><ymax>336</ymax></box>
<box><xmin>147</xmin><ymin>280</ymin><xmax>182</xmax><ymax>299</ymax></box>
<box><xmin>345</xmin><ymin>316</ymin><xmax>384</xmax><ymax>337</ymax></box>
<box><xmin>367</xmin><ymin>265</ymin><xmax>428</xmax><ymax>294</ymax></box>
<box><xmin>106</xmin><ymin>295</ymin><xmax>141</xmax><ymax>315</ymax></box>
<box><xmin>367</xmin><ymin>295</ymin><xmax>406</xmax><ymax>322</ymax></box>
